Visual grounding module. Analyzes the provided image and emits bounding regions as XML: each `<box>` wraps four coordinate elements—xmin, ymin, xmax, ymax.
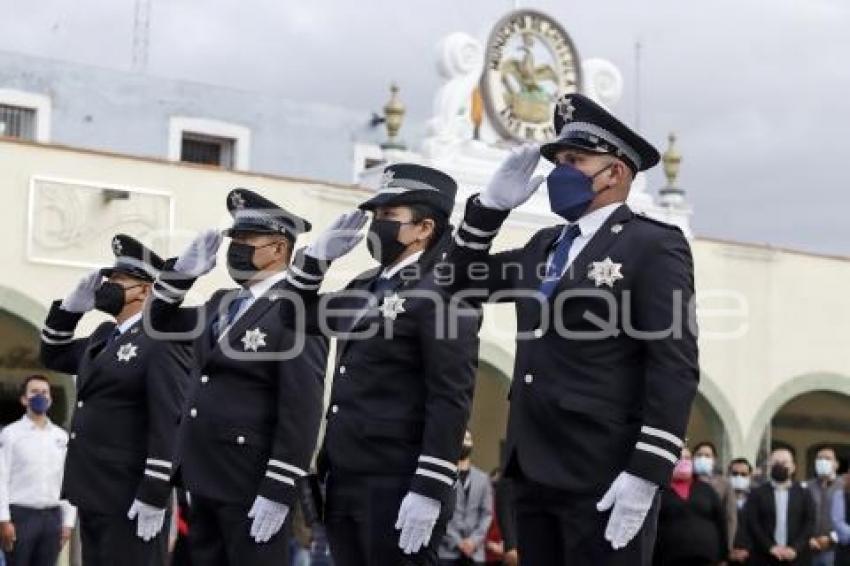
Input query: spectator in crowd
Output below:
<box><xmin>0</xmin><ymin>375</ymin><xmax>76</xmax><ymax>566</ymax></box>
<box><xmin>808</xmin><ymin>447</ymin><xmax>842</xmax><ymax>566</ymax></box>
<box><xmin>484</xmin><ymin>469</ymin><xmax>504</xmax><ymax>566</ymax></box>
<box><xmin>439</xmin><ymin>431</ymin><xmax>493</xmax><ymax>566</ymax></box>
<box><xmin>485</xmin><ymin>468</ymin><xmax>517</xmax><ymax>566</ymax></box>
<box><xmin>653</xmin><ymin>447</ymin><xmax>728</xmax><ymax>566</ymax></box>
<box><xmin>694</xmin><ymin>440</ymin><xmax>739</xmax><ymax>555</ymax></box>
<box><xmin>746</xmin><ymin>447</ymin><xmax>815</xmax><ymax>565</ymax></box>
<box><xmin>729</xmin><ymin>457</ymin><xmax>754</xmax><ymax>564</ymax></box>
<box><xmin>830</xmin><ymin>478</ymin><xmax>850</xmax><ymax>566</ymax></box>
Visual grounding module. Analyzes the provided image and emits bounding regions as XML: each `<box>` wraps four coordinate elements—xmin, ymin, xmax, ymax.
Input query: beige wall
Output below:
<box><xmin>2</xmin><ymin>138</ymin><xmax>850</xmax><ymax>467</ymax></box>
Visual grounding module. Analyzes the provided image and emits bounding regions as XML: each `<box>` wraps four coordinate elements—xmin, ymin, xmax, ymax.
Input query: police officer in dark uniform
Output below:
<box><xmin>40</xmin><ymin>234</ymin><xmax>192</xmax><ymax>566</ymax></box>
<box><xmin>444</xmin><ymin>93</ymin><xmax>700</xmax><ymax>566</ymax></box>
<box><xmin>290</xmin><ymin>164</ymin><xmax>481</xmax><ymax>565</ymax></box>
<box><xmin>146</xmin><ymin>188</ymin><xmax>328</xmax><ymax>566</ymax></box>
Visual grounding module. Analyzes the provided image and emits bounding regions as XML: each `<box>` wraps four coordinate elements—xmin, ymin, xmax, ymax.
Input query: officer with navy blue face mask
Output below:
<box><xmin>444</xmin><ymin>93</ymin><xmax>700</xmax><ymax>566</ymax></box>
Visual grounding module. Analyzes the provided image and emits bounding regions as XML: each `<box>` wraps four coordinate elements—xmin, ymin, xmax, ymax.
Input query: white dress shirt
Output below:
<box><xmin>546</xmin><ymin>202</ymin><xmax>624</xmax><ymax>276</ymax></box>
<box><xmin>217</xmin><ymin>270</ymin><xmax>289</xmax><ymax>341</ymax></box>
<box><xmin>0</xmin><ymin>415</ymin><xmax>76</xmax><ymax>527</ymax></box>
<box><xmin>773</xmin><ymin>481</ymin><xmax>791</xmax><ymax>546</ymax></box>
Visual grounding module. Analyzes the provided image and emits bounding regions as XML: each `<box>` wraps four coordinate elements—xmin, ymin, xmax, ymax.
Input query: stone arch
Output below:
<box><xmin>743</xmin><ymin>372</ymin><xmax>850</xmax><ymax>462</ymax></box>
<box><xmin>693</xmin><ymin>371</ymin><xmax>744</xmax><ymax>463</ymax></box>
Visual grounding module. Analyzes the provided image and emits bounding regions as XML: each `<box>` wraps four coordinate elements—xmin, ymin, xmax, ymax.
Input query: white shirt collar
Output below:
<box><xmin>574</xmin><ymin>202</ymin><xmax>624</xmax><ymax>237</ymax></box>
<box><xmin>381</xmin><ymin>250</ymin><xmax>424</xmax><ymax>280</ymax></box>
<box><xmin>246</xmin><ymin>269</ymin><xmax>289</xmax><ymax>300</ymax></box>
<box><xmin>116</xmin><ymin>311</ymin><xmax>142</xmax><ymax>334</ymax></box>
<box><xmin>22</xmin><ymin>413</ymin><xmax>54</xmax><ymax>431</ymax></box>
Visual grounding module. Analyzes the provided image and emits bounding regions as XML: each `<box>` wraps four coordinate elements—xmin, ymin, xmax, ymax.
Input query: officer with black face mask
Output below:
<box><xmin>287</xmin><ymin>163</ymin><xmax>481</xmax><ymax>566</ymax></box>
<box><xmin>146</xmin><ymin>188</ymin><xmax>328</xmax><ymax>566</ymax></box>
<box><xmin>39</xmin><ymin>234</ymin><xmax>192</xmax><ymax>566</ymax></box>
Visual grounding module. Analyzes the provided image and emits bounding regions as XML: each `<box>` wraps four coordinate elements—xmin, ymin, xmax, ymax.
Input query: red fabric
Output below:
<box><xmin>177</xmin><ymin>506</ymin><xmax>189</xmax><ymax>536</ymax></box>
<box><xmin>485</xmin><ymin>492</ymin><xmax>504</xmax><ymax>562</ymax></box>
<box><xmin>670</xmin><ymin>477</ymin><xmax>693</xmax><ymax>500</ymax></box>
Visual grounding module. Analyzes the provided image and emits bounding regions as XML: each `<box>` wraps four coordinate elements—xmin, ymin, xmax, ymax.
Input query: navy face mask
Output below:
<box><xmin>28</xmin><ymin>393</ymin><xmax>51</xmax><ymax>415</ymax></box>
<box><xmin>546</xmin><ymin>162</ymin><xmax>613</xmax><ymax>222</ymax></box>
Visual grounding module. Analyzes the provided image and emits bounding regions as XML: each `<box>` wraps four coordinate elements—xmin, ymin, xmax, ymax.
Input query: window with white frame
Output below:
<box><xmin>168</xmin><ymin>117</ymin><xmax>250</xmax><ymax>170</ymax></box>
<box><xmin>0</xmin><ymin>89</ymin><xmax>51</xmax><ymax>142</ymax></box>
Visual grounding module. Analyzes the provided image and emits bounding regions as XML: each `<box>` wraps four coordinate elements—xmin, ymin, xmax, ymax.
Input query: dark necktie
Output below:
<box><xmin>105</xmin><ymin>327</ymin><xmax>121</xmax><ymax>347</ymax></box>
<box><xmin>212</xmin><ymin>289</ymin><xmax>252</xmax><ymax>342</ymax></box>
<box><xmin>539</xmin><ymin>224</ymin><xmax>582</xmax><ymax>298</ymax></box>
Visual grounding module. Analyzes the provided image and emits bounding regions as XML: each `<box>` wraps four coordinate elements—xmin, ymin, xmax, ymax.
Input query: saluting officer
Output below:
<box><xmin>445</xmin><ymin>93</ymin><xmax>699</xmax><ymax>566</ymax></box>
<box><xmin>290</xmin><ymin>163</ymin><xmax>481</xmax><ymax>566</ymax></box>
<box><xmin>40</xmin><ymin>234</ymin><xmax>192</xmax><ymax>566</ymax></box>
<box><xmin>147</xmin><ymin>188</ymin><xmax>328</xmax><ymax>566</ymax></box>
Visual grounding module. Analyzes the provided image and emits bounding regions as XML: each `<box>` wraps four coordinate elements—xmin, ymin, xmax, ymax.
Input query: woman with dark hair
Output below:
<box><xmin>653</xmin><ymin>447</ymin><xmax>729</xmax><ymax>566</ymax></box>
<box><xmin>289</xmin><ymin>163</ymin><xmax>481</xmax><ymax>566</ymax></box>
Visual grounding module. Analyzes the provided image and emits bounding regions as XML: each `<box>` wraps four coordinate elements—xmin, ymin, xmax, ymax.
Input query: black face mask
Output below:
<box><xmin>367</xmin><ymin>219</ymin><xmax>409</xmax><ymax>267</ymax></box>
<box><xmin>94</xmin><ymin>282</ymin><xmax>141</xmax><ymax>317</ymax></box>
<box><xmin>770</xmin><ymin>463</ymin><xmax>790</xmax><ymax>483</ymax></box>
<box><xmin>227</xmin><ymin>241</ymin><xmax>259</xmax><ymax>286</ymax></box>
<box><xmin>459</xmin><ymin>445</ymin><xmax>473</xmax><ymax>460</ymax></box>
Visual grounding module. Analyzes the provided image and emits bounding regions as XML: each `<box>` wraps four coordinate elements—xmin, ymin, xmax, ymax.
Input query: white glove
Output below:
<box><xmin>60</xmin><ymin>270</ymin><xmax>102</xmax><ymax>313</ymax></box>
<box><xmin>173</xmin><ymin>229</ymin><xmax>223</xmax><ymax>277</ymax></box>
<box><xmin>247</xmin><ymin>495</ymin><xmax>289</xmax><ymax>543</ymax></box>
<box><xmin>394</xmin><ymin>492</ymin><xmax>441</xmax><ymax>555</ymax></box>
<box><xmin>596</xmin><ymin>471</ymin><xmax>658</xmax><ymax>550</ymax></box>
<box><xmin>127</xmin><ymin>499</ymin><xmax>166</xmax><ymax>542</ymax></box>
<box><xmin>305</xmin><ymin>210</ymin><xmax>368</xmax><ymax>261</ymax></box>
<box><xmin>479</xmin><ymin>143</ymin><xmax>546</xmax><ymax>210</ymax></box>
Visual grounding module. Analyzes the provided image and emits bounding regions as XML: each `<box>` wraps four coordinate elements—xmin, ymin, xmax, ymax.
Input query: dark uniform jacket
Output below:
<box><xmin>147</xmin><ymin>265</ymin><xmax>328</xmax><ymax>506</ymax></box>
<box><xmin>445</xmin><ymin>197</ymin><xmax>699</xmax><ymax>493</ymax></box>
<box><xmin>40</xmin><ymin>303</ymin><xmax>191</xmax><ymax>514</ymax></box>
<box><xmin>295</xmin><ymin>251</ymin><xmax>481</xmax><ymax>507</ymax></box>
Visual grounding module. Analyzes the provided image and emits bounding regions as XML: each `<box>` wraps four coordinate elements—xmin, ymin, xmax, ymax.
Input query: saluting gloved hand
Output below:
<box><xmin>479</xmin><ymin>143</ymin><xmax>546</xmax><ymax>211</ymax></box>
<box><xmin>596</xmin><ymin>471</ymin><xmax>658</xmax><ymax>550</ymax></box>
<box><xmin>247</xmin><ymin>495</ymin><xmax>289</xmax><ymax>543</ymax></box>
<box><xmin>305</xmin><ymin>210</ymin><xmax>368</xmax><ymax>261</ymax></box>
<box><xmin>173</xmin><ymin>229</ymin><xmax>223</xmax><ymax>277</ymax></box>
<box><xmin>60</xmin><ymin>270</ymin><xmax>102</xmax><ymax>313</ymax></box>
<box><xmin>127</xmin><ymin>499</ymin><xmax>166</xmax><ymax>542</ymax></box>
<box><xmin>395</xmin><ymin>492</ymin><xmax>441</xmax><ymax>555</ymax></box>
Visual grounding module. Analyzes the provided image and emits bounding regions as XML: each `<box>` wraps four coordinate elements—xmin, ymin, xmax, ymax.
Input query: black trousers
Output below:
<box><xmin>325</xmin><ymin>472</ymin><xmax>453</xmax><ymax>566</ymax></box>
<box><xmin>187</xmin><ymin>494</ymin><xmax>290</xmax><ymax>566</ymax></box>
<box><xmin>5</xmin><ymin>506</ymin><xmax>61</xmax><ymax>566</ymax></box>
<box><xmin>514</xmin><ymin>477</ymin><xmax>660</xmax><ymax>566</ymax></box>
<box><xmin>79</xmin><ymin>508</ymin><xmax>162</xmax><ymax>566</ymax></box>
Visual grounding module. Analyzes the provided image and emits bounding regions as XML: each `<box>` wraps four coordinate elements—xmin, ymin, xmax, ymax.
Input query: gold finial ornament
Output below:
<box><xmin>662</xmin><ymin>132</ymin><xmax>682</xmax><ymax>189</ymax></box>
<box><xmin>381</xmin><ymin>83</ymin><xmax>406</xmax><ymax>150</ymax></box>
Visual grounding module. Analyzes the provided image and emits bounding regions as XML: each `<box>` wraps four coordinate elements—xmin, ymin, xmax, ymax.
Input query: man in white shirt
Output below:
<box><xmin>0</xmin><ymin>374</ymin><xmax>76</xmax><ymax>566</ymax></box>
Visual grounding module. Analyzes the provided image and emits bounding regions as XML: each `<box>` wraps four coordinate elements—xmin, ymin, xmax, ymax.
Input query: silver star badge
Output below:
<box><xmin>379</xmin><ymin>293</ymin><xmax>406</xmax><ymax>320</ymax></box>
<box><xmin>557</xmin><ymin>96</ymin><xmax>576</xmax><ymax>122</ymax></box>
<box><xmin>230</xmin><ymin>191</ymin><xmax>246</xmax><ymax>209</ymax></box>
<box><xmin>587</xmin><ymin>257</ymin><xmax>624</xmax><ymax>288</ymax></box>
<box><xmin>611</xmin><ymin>224</ymin><xmax>623</xmax><ymax>234</ymax></box>
<box><xmin>112</xmin><ymin>237</ymin><xmax>123</xmax><ymax>255</ymax></box>
<box><xmin>116</xmin><ymin>343</ymin><xmax>138</xmax><ymax>362</ymax></box>
<box><xmin>380</xmin><ymin>169</ymin><xmax>395</xmax><ymax>190</ymax></box>
<box><xmin>241</xmin><ymin>327</ymin><xmax>267</xmax><ymax>352</ymax></box>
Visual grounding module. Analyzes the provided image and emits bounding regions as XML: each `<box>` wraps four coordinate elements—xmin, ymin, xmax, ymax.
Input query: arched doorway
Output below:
<box><xmin>686</xmin><ymin>391</ymin><xmax>729</xmax><ymax>463</ymax></box>
<box><xmin>467</xmin><ymin>361</ymin><xmax>510</xmax><ymax>475</ymax></box>
<box><xmin>766</xmin><ymin>390</ymin><xmax>850</xmax><ymax>478</ymax></box>
<box><xmin>0</xmin><ymin>288</ymin><xmax>75</xmax><ymax>427</ymax></box>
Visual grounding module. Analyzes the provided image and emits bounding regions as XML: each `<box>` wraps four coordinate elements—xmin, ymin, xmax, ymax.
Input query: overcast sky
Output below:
<box><xmin>2</xmin><ymin>0</ymin><xmax>848</xmax><ymax>255</ymax></box>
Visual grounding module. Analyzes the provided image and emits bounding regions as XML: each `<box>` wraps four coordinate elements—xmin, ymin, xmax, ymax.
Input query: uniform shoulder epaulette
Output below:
<box><xmin>634</xmin><ymin>212</ymin><xmax>684</xmax><ymax>233</ymax></box>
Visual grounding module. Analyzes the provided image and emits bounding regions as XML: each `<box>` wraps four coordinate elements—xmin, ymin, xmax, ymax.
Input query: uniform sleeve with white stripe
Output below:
<box><xmin>257</xmin><ymin>323</ymin><xmax>328</xmax><ymax>505</ymax></box>
<box><xmin>134</xmin><ymin>338</ymin><xmax>192</xmax><ymax>508</ymax></box>
<box><xmin>408</xmin><ymin>289</ymin><xmax>480</xmax><ymax>505</ymax></box>
<box><xmin>39</xmin><ymin>301</ymin><xmax>91</xmax><ymax>374</ymax></box>
<box><xmin>626</xmin><ymin>229</ymin><xmax>699</xmax><ymax>486</ymax></box>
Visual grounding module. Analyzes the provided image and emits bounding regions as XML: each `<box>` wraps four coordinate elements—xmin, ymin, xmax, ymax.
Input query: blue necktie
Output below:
<box><xmin>212</xmin><ymin>290</ymin><xmax>252</xmax><ymax>341</ymax></box>
<box><xmin>105</xmin><ymin>327</ymin><xmax>121</xmax><ymax>346</ymax></box>
<box><xmin>539</xmin><ymin>224</ymin><xmax>582</xmax><ymax>298</ymax></box>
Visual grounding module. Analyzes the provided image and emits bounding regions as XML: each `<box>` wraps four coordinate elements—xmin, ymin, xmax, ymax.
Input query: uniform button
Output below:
<box><xmin>331</xmin><ymin>405</ymin><xmax>339</xmax><ymax>414</ymax></box>
<box><xmin>533</xmin><ymin>328</ymin><xmax>543</xmax><ymax>338</ymax></box>
<box><xmin>339</xmin><ymin>366</ymin><xmax>346</xmax><ymax>375</ymax></box>
<box><xmin>200</xmin><ymin>375</ymin><xmax>209</xmax><ymax>384</ymax></box>
<box><xmin>524</xmin><ymin>373</ymin><xmax>534</xmax><ymax>384</ymax></box>
<box><xmin>236</xmin><ymin>435</ymin><xmax>245</xmax><ymax>445</ymax></box>
<box><xmin>190</xmin><ymin>408</ymin><xmax>198</xmax><ymax>418</ymax></box>
<box><xmin>77</xmin><ymin>400</ymin><xmax>84</xmax><ymax>408</ymax></box>
<box><xmin>70</xmin><ymin>432</ymin><xmax>76</xmax><ymax>440</ymax></box>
